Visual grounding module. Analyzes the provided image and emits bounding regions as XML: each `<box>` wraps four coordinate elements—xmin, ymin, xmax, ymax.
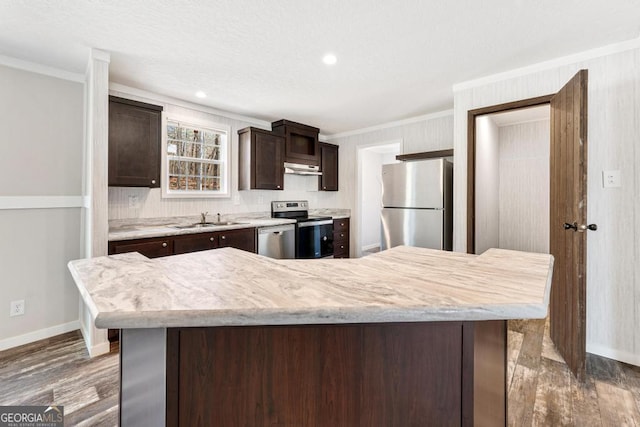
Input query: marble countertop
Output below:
<box><xmin>108</xmin><ymin>209</ymin><xmax>350</xmax><ymax>241</ymax></box>
<box><xmin>68</xmin><ymin>246</ymin><xmax>553</xmax><ymax>329</ymax></box>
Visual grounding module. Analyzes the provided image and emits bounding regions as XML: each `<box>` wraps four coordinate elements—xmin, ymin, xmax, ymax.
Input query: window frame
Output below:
<box><xmin>161</xmin><ymin>113</ymin><xmax>231</xmax><ymax>199</ymax></box>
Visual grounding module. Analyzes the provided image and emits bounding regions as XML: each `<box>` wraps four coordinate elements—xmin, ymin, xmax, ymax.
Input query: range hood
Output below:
<box><xmin>284</xmin><ymin>162</ymin><xmax>322</xmax><ymax>176</ymax></box>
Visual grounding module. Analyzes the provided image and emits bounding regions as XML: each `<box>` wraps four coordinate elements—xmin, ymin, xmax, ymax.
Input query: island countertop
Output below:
<box><xmin>68</xmin><ymin>246</ymin><xmax>553</xmax><ymax>329</ymax></box>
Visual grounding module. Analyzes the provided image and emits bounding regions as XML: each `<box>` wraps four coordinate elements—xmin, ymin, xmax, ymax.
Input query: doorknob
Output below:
<box><xmin>563</xmin><ymin>222</ymin><xmax>597</xmax><ymax>232</ymax></box>
<box><xmin>577</xmin><ymin>223</ymin><xmax>598</xmax><ymax>232</ymax></box>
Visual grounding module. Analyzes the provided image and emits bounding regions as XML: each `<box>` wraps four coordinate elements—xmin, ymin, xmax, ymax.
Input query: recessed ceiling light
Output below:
<box><xmin>322</xmin><ymin>54</ymin><xmax>337</xmax><ymax>65</ymax></box>
<box><xmin>195</xmin><ymin>91</ymin><xmax>206</xmax><ymax>98</ymax></box>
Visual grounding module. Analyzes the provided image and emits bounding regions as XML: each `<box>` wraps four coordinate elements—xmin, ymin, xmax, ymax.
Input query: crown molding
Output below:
<box><xmin>453</xmin><ymin>37</ymin><xmax>640</xmax><ymax>92</ymax></box>
<box><xmin>0</xmin><ymin>54</ymin><xmax>84</xmax><ymax>83</ymax></box>
<box><xmin>325</xmin><ymin>109</ymin><xmax>454</xmax><ymax>141</ymax></box>
<box><xmin>109</xmin><ymin>83</ymin><xmax>272</xmax><ymax>128</ymax></box>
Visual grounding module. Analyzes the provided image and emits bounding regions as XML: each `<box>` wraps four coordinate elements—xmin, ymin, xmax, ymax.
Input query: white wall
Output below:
<box><xmin>452</xmin><ymin>43</ymin><xmax>640</xmax><ymax>365</ymax></box>
<box><xmin>498</xmin><ymin>119</ymin><xmax>550</xmax><ymax>253</ymax></box>
<box><xmin>474</xmin><ymin>116</ymin><xmax>500</xmax><ymax>254</ymax></box>
<box><xmin>108</xmin><ymin>86</ymin><xmax>344</xmax><ymax>220</ymax></box>
<box><xmin>0</xmin><ymin>63</ymin><xmax>84</xmax><ymax>349</ymax></box>
<box><xmin>360</xmin><ymin>149</ymin><xmax>399</xmax><ymax>250</ymax></box>
<box><xmin>328</xmin><ymin>112</ymin><xmax>454</xmax><ymax>257</ymax></box>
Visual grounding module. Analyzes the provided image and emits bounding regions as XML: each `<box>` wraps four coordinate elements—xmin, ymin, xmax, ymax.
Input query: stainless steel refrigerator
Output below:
<box><xmin>380</xmin><ymin>158</ymin><xmax>453</xmax><ymax>251</ymax></box>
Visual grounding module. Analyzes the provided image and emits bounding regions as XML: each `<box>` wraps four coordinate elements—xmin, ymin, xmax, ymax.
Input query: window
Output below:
<box><xmin>162</xmin><ymin>115</ymin><xmax>231</xmax><ymax>198</ymax></box>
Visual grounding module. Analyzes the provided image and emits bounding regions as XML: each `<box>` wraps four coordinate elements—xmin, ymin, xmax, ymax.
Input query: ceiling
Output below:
<box><xmin>1</xmin><ymin>1</ymin><xmax>639</xmax><ymax>134</ymax></box>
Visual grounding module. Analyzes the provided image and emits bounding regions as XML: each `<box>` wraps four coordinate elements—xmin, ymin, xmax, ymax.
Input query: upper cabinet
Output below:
<box><xmin>108</xmin><ymin>96</ymin><xmax>163</xmax><ymax>187</ymax></box>
<box><xmin>238</xmin><ymin>127</ymin><xmax>285</xmax><ymax>190</ymax></box>
<box><xmin>271</xmin><ymin>120</ymin><xmax>320</xmax><ymax>166</ymax></box>
<box><xmin>318</xmin><ymin>142</ymin><xmax>339</xmax><ymax>191</ymax></box>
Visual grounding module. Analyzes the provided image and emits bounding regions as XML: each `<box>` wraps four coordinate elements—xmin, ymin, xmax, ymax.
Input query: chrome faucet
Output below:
<box><xmin>200</xmin><ymin>212</ymin><xmax>208</xmax><ymax>224</ymax></box>
<box><xmin>217</xmin><ymin>213</ymin><xmax>221</xmax><ymax>223</ymax></box>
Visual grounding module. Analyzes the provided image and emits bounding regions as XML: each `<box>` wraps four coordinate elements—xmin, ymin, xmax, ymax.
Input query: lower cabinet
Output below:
<box><xmin>333</xmin><ymin>218</ymin><xmax>350</xmax><ymax>258</ymax></box>
<box><xmin>173</xmin><ymin>233</ymin><xmax>217</xmax><ymax>255</ymax></box>
<box><xmin>108</xmin><ymin>228</ymin><xmax>257</xmax><ymax>258</ymax></box>
<box><xmin>108</xmin><ymin>236</ymin><xmax>173</xmax><ymax>258</ymax></box>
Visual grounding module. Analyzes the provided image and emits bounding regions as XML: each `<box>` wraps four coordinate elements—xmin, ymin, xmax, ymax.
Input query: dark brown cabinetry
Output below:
<box><xmin>173</xmin><ymin>232</ymin><xmax>218</xmax><ymax>255</ymax></box>
<box><xmin>333</xmin><ymin>218</ymin><xmax>349</xmax><ymax>258</ymax></box>
<box><xmin>272</xmin><ymin>120</ymin><xmax>320</xmax><ymax>166</ymax></box>
<box><xmin>109</xmin><ymin>228</ymin><xmax>257</xmax><ymax>258</ymax></box>
<box><xmin>238</xmin><ymin>127</ymin><xmax>285</xmax><ymax>190</ymax></box>
<box><xmin>318</xmin><ymin>142</ymin><xmax>339</xmax><ymax>191</ymax></box>
<box><xmin>218</xmin><ymin>228</ymin><xmax>257</xmax><ymax>253</ymax></box>
<box><xmin>108</xmin><ymin>96</ymin><xmax>163</xmax><ymax>187</ymax></box>
<box><xmin>108</xmin><ymin>236</ymin><xmax>173</xmax><ymax>258</ymax></box>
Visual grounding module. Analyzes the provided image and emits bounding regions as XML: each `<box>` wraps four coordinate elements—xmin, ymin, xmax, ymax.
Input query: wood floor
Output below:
<box><xmin>0</xmin><ymin>320</ymin><xmax>638</xmax><ymax>426</ymax></box>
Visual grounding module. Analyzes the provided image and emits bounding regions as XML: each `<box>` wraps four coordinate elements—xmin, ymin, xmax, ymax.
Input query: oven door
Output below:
<box><xmin>296</xmin><ymin>220</ymin><xmax>334</xmax><ymax>259</ymax></box>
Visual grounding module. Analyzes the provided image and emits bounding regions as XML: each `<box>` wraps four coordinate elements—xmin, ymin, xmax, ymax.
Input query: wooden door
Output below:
<box><xmin>549</xmin><ymin>69</ymin><xmax>589</xmax><ymax>381</ymax></box>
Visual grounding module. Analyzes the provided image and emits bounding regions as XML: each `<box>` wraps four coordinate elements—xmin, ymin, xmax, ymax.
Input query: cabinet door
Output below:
<box><xmin>319</xmin><ymin>143</ymin><xmax>339</xmax><ymax>191</ymax></box>
<box><xmin>108</xmin><ymin>237</ymin><xmax>172</xmax><ymax>258</ymax></box>
<box><xmin>173</xmin><ymin>233</ymin><xmax>218</xmax><ymax>255</ymax></box>
<box><xmin>109</xmin><ymin>96</ymin><xmax>162</xmax><ymax>187</ymax></box>
<box><xmin>333</xmin><ymin>218</ymin><xmax>349</xmax><ymax>258</ymax></box>
<box><xmin>254</xmin><ymin>132</ymin><xmax>284</xmax><ymax>190</ymax></box>
<box><xmin>218</xmin><ymin>228</ymin><xmax>256</xmax><ymax>253</ymax></box>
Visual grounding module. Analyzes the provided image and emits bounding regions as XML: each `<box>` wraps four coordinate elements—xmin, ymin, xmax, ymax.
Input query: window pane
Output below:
<box><xmin>203</xmin><ymin>145</ymin><xmax>219</xmax><ymax>160</ymax></box>
<box><xmin>167</xmin><ymin>123</ymin><xmax>178</xmax><ymax>140</ymax></box>
<box><xmin>169</xmin><ymin>160</ymin><xmax>182</xmax><ymax>174</ymax></box>
<box><xmin>182</xmin><ymin>142</ymin><xmax>201</xmax><ymax>159</ymax></box>
<box><xmin>203</xmin><ymin>178</ymin><xmax>220</xmax><ymax>191</ymax></box>
<box><xmin>166</xmin><ymin>120</ymin><xmax>227</xmax><ymax>194</ymax></box>
<box><xmin>203</xmin><ymin>130</ymin><xmax>221</xmax><ymax>145</ymax></box>
<box><xmin>167</xmin><ymin>141</ymin><xmax>178</xmax><ymax>156</ymax></box>
<box><xmin>186</xmin><ymin>176</ymin><xmax>200</xmax><ymax>190</ymax></box>
<box><xmin>204</xmin><ymin>163</ymin><xmax>220</xmax><ymax>177</ymax></box>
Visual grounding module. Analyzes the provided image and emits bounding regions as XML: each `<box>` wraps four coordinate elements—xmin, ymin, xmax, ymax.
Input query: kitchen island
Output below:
<box><xmin>68</xmin><ymin>246</ymin><xmax>553</xmax><ymax>427</ymax></box>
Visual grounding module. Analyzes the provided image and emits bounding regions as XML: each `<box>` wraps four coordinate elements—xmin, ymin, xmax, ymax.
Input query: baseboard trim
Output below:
<box><xmin>78</xmin><ymin>320</ymin><xmax>110</xmax><ymax>358</ymax></box>
<box><xmin>0</xmin><ymin>320</ymin><xmax>80</xmax><ymax>352</ymax></box>
<box><xmin>362</xmin><ymin>243</ymin><xmax>381</xmax><ymax>251</ymax></box>
<box><xmin>587</xmin><ymin>342</ymin><xmax>640</xmax><ymax>367</ymax></box>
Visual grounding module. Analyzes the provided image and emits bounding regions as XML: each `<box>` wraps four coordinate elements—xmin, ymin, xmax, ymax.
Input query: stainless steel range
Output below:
<box><xmin>271</xmin><ymin>201</ymin><xmax>334</xmax><ymax>259</ymax></box>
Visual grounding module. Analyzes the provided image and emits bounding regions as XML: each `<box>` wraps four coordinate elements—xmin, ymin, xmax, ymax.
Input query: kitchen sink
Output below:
<box><xmin>172</xmin><ymin>222</ymin><xmax>246</xmax><ymax>229</ymax></box>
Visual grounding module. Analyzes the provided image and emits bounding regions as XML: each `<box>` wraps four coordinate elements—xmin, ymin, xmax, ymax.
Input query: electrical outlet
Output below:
<box><xmin>602</xmin><ymin>170</ymin><xmax>621</xmax><ymax>188</ymax></box>
<box><xmin>128</xmin><ymin>195</ymin><xmax>139</xmax><ymax>209</ymax></box>
<box><xmin>10</xmin><ymin>300</ymin><xmax>25</xmax><ymax>317</ymax></box>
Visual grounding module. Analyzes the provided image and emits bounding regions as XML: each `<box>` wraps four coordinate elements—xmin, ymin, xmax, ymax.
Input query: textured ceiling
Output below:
<box><xmin>1</xmin><ymin>1</ymin><xmax>639</xmax><ymax>134</ymax></box>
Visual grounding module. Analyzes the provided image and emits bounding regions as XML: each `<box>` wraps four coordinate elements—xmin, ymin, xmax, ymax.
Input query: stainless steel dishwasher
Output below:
<box><xmin>257</xmin><ymin>224</ymin><xmax>295</xmax><ymax>259</ymax></box>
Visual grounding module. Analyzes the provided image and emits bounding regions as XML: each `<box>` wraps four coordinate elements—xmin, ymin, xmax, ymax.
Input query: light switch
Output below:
<box><xmin>602</xmin><ymin>170</ymin><xmax>621</xmax><ymax>188</ymax></box>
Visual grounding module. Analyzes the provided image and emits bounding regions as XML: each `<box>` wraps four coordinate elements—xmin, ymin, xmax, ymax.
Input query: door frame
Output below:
<box><xmin>355</xmin><ymin>139</ymin><xmax>403</xmax><ymax>257</ymax></box>
<box><xmin>466</xmin><ymin>94</ymin><xmax>554</xmax><ymax>254</ymax></box>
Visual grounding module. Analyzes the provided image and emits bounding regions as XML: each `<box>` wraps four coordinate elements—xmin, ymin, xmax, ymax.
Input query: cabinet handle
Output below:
<box><xmin>210</xmin><ymin>237</ymin><xmax>215</xmax><ymax>242</ymax></box>
<box><xmin>221</xmin><ymin>235</ymin><xmax>226</xmax><ymax>240</ymax></box>
<box><xmin>340</xmin><ymin>245</ymin><xmax>344</xmax><ymax>249</ymax></box>
<box><xmin>151</xmin><ymin>180</ymin><xmax>156</xmax><ymax>185</ymax></box>
<box><xmin>341</xmin><ymin>223</ymin><xmax>345</xmax><ymax>227</ymax></box>
<box><xmin>323</xmin><ymin>186</ymin><xmax>327</xmax><ymax>190</ymax></box>
<box><xmin>162</xmin><ymin>242</ymin><xmax>167</xmax><ymax>248</ymax></box>
<box><xmin>277</xmin><ymin>185</ymin><xmax>281</xmax><ymax>189</ymax></box>
<box><xmin>340</xmin><ymin>233</ymin><xmax>345</xmax><ymax>238</ymax></box>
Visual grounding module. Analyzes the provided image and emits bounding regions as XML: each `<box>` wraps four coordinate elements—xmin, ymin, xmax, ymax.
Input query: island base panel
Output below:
<box><xmin>120</xmin><ymin>328</ymin><xmax>166</xmax><ymax>426</ymax></box>
<box><xmin>164</xmin><ymin>321</ymin><xmax>506</xmax><ymax>427</ymax></box>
